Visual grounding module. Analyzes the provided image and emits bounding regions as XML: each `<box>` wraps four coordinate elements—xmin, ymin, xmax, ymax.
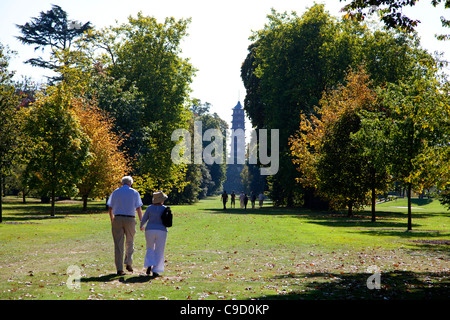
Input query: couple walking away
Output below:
<box><xmin>107</xmin><ymin>176</ymin><xmax>169</xmax><ymax>277</ymax></box>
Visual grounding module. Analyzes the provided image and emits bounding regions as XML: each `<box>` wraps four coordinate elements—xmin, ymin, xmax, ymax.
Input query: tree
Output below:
<box><xmin>86</xmin><ymin>68</ymin><xmax>145</xmax><ymax>165</ymax></box>
<box><xmin>290</xmin><ymin>67</ymin><xmax>380</xmax><ymax>215</ymax></box>
<box><xmin>379</xmin><ymin>74</ymin><xmax>450</xmax><ymax>230</ymax></box>
<box><xmin>16</xmin><ymin>4</ymin><xmax>92</xmax><ymax>81</ymax></box>
<box><xmin>340</xmin><ymin>0</ymin><xmax>450</xmax><ymax>39</ymax></box>
<box><xmin>243</xmin><ymin>4</ymin><xmax>437</xmax><ymax>207</ymax></box>
<box><xmin>243</xmin><ymin>5</ymin><xmax>356</xmax><ymax>206</ymax></box>
<box><xmin>71</xmin><ymin>99</ymin><xmax>130</xmax><ymax>211</ymax></box>
<box><xmin>23</xmin><ymin>85</ymin><xmax>91</xmax><ymax>216</ymax></box>
<box><xmin>351</xmin><ymin>108</ymin><xmax>391</xmax><ymax>221</ymax></box>
<box><xmin>196</xmin><ymin>111</ymin><xmax>228</xmax><ymax>196</ymax></box>
<box><xmin>170</xmin><ymin>100</ymin><xmax>228</xmax><ymax>204</ymax></box>
<box><xmin>0</xmin><ymin>44</ymin><xmax>22</xmax><ymax>223</ymax></box>
<box><xmin>96</xmin><ymin>13</ymin><xmax>196</xmax><ymax>198</ymax></box>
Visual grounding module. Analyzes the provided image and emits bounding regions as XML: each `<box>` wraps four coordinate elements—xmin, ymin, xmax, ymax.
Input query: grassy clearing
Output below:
<box><xmin>0</xmin><ymin>196</ymin><xmax>448</xmax><ymax>300</ymax></box>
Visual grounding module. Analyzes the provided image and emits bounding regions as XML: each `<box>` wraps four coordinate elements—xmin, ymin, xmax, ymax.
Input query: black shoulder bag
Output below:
<box><xmin>161</xmin><ymin>206</ymin><xmax>173</xmax><ymax>227</ymax></box>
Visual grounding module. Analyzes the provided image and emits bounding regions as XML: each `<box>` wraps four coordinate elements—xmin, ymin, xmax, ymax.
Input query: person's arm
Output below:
<box><xmin>136</xmin><ymin>206</ymin><xmax>143</xmax><ymax>223</ymax></box>
<box><xmin>139</xmin><ymin>208</ymin><xmax>147</xmax><ymax>231</ymax></box>
<box><xmin>108</xmin><ymin>206</ymin><xmax>114</xmax><ymax>224</ymax></box>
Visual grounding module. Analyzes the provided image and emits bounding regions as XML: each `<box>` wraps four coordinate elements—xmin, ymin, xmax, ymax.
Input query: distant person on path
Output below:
<box><xmin>244</xmin><ymin>194</ymin><xmax>249</xmax><ymax>210</ymax></box>
<box><xmin>239</xmin><ymin>191</ymin><xmax>245</xmax><ymax>208</ymax></box>
<box><xmin>140</xmin><ymin>191</ymin><xmax>169</xmax><ymax>277</ymax></box>
<box><xmin>221</xmin><ymin>191</ymin><xmax>228</xmax><ymax>210</ymax></box>
<box><xmin>258</xmin><ymin>192</ymin><xmax>265</xmax><ymax>208</ymax></box>
<box><xmin>250</xmin><ymin>192</ymin><xmax>257</xmax><ymax>209</ymax></box>
<box><xmin>230</xmin><ymin>191</ymin><xmax>236</xmax><ymax>208</ymax></box>
<box><xmin>107</xmin><ymin>176</ymin><xmax>143</xmax><ymax>275</ymax></box>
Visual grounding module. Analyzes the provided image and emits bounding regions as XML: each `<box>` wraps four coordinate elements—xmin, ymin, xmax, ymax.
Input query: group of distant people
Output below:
<box><xmin>221</xmin><ymin>190</ymin><xmax>265</xmax><ymax>210</ymax></box>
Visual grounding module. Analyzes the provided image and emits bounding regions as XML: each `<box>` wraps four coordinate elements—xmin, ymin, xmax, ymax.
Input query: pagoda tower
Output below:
<box><xmin>223</xmin><ymin>101</ymin><xmax>245</xmax><ymax>193</ymax></box>
<box><xmin>231</xmin><ymin>101</ymin><xmax>245</xmax><ymax>164</ymax></box>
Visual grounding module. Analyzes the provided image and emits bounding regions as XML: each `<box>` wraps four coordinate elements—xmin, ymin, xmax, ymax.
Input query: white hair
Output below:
<box><xmin>121</xmin><ymin>176</ymin><xmax>133</xmax><ymax>185</ymax></box>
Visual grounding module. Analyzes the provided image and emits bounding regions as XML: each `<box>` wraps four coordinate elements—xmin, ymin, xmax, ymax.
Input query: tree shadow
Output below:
<box><xmin>410</xmin><ymin>198</ymin><xmax>433</xmax><ymax>206</ymax></box>
<box><xmin>353</xmin><ymin>228</ymin><xmax>445</xmax><ymax>239</ymax></box>
<box><xmin>203</xmin><ymin>206</ymin><xmax>317</xmax><ymax>216</ymax></box>
<box><xmin>2</xmin><ymin>202</ymin><xmax>107</xmax><ymax>223</ymax></box>
<box><xmin>253</xmin><ymin>271</ymin><xmax>449</xmax><ymax>300</ymax></box>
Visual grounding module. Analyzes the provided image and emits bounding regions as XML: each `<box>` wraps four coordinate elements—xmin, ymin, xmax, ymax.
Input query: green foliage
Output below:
<box><xmin>290</xmin><ymin>67</ymin><xmax>382</xmax><ymax>214</ymax></box>
<box><xmin>15</xmin><ymin>4</ymin><xmax>92</xmax><ymax>81</ymax></box>
<box><xmin>243</xmin><ymin>3</ymin><xmax>440</xmax><ymax>207</ymax></box>
<box><xmin>341</xmin><ymin>0</ymin><xmax>450</xmax><ymax>39</ymax></box>
<box><xmin>23</xmin><ymin>86</ymin><xmax>91</xmax><ymax>215</ymax></box>
<box><xmin>86</xmin><ymin>71</ymin><xmax>146</xmax><ymax>163</ymax></box>
<box><xmin>97</xmin><ymin>13</ymin><xmax>196</xmax><ymax>196</ymax></box>
<box><xmin>378</xmin><ymin>74</ymin><xmax>450</xmax><ymax>228</ymax></box>
<box><xmin>0</xmin><ymin>44</ymin><xmax>21</xmax><ymax>178</ymax></box>
<box><xmin>170</xmin><ymin>102</ymin><xmax>228</xmax><ymax>204</ymax></box>
<box><xmin>0</xmin><ymin>43</ymin><xmax>23</xmax><ymax>222</ymax></box>
<box><xmin>243</xmin><ymin>5</ymin><xmax>351</xmax><ymax>206</ymax></box>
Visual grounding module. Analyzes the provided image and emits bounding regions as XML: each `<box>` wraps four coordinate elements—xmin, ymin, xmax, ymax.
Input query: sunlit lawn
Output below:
<box><xmin>0</xmin><ymin>196</ymin><xmax>448</xmax><ymax>300</ymax></box>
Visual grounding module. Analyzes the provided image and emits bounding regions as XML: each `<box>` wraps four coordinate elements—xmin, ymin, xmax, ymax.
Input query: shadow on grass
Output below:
<box><xmin>81</xmin><ymin>273</ymin><xmax>156</xmax><ymax>284</ymax></box>
<box><xmin>2</xmin><ymin>200</ymin><xmax>107</xmax><ymax>223</ymax></box>
<box><xmin>204</xmin><ymin>205</ymin><xmax>312</xmax><ymax>216</ymax></box>
<box><xmin>254</xmin><ymin>270</ymin><xmax>449</xmax><ymax>300</ymax></box>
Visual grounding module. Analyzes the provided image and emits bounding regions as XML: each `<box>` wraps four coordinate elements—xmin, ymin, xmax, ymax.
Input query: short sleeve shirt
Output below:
<box><xmin>106</xmin><ymin>185</ymin><xmax>143</xmax><ymax>217</ymax></box>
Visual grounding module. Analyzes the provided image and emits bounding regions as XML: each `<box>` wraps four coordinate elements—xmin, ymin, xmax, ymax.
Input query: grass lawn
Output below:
<box><xmin>0</xmin><ymin>196</ymin><xmax>448</xmax><ymax>300</ymax></box>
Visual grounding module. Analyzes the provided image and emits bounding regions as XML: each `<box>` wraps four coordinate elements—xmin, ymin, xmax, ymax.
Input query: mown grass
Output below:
<box><xmin>0</xmin><ymin>196</ymin><xmax>448</xmax><ymax>300</ymax></box>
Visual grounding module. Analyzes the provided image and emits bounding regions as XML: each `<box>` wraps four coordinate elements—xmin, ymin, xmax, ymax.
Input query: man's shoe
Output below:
<box><xmin>126</xmin><ymin>265</ymin><xmax>133</xmax><ymax>272</ymax></box>
<box><xmin>146</xmin><ymin>267</ymin><xmax>152</xmax><ymax>275</ymax></box>
<box><xmin>117</xmin><ymin>270</ymin><xmax>125</xmax><ymax>275</ymax></box>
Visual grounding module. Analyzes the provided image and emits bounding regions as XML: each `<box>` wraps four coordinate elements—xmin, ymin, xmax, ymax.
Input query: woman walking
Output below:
<box><xmin>140</xmin><ymin>191</ymin><xmax>169</xmax><ymax>277</ymax></box>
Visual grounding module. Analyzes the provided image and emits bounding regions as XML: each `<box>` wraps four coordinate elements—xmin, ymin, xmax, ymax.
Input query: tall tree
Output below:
<box><xmin>16</xmin><ymin>4</ymin><xmax>92</xmax><ymax>81</ymax></box>
<box><xmin>380</xmin><ymin>74</ymin><xmax>450</xmax><ymax>230</ymax></box>
<box><xmin>243</xmin><ymin>4</ymin><xmax>437</xmax><ymax>207</ymax></box>
<box><xmin>71</xmin><ymin>99</ymin><xmax>130</xmax><ymax>211</ymax></box>
<box><xmin>0</xmin><ymin>44</ymin><xmax>22</xmax><ymax>223</ymax></box>
<box><xmin>243</xmin><ymin>5</ymin><xmax>355</xmax><ymax>206</ymax></box>
<box><xmin>86</xmin><ymin>68</ymin><xmax>146</xmax><ymax>165</ymax></box>
<box><xmin>23</xmin><ymin>85</ymin><xmax>91</xmax><ymax>216</ymax></box>
<box><xmin>96</xmin><ymin>13</ymin><xmax>196</xmax><ymax>197</ymax></box>
<box><xmin>290</xmin><ymin>67</ymin><xmax>380</xmax><ymax>215</ymax></box>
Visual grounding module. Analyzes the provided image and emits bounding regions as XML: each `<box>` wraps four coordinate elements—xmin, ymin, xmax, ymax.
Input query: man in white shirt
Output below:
<box><xmin>107</xmin><ymin>176</ymin><xmax>143</xmax><ymax>275</ymax></box>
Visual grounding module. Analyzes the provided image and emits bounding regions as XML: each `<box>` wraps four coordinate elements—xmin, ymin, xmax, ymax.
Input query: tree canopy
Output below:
<box><xmin>16</xmin><ymin>4</ymin><xmax>92</xmax><ymax>81</ymax></box>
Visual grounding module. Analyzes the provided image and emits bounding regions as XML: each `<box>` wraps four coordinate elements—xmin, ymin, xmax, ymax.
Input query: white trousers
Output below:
<box><xmin>144</xmin><ymin>229</ymin><xmax>167</xmax><ymax>273</ymax></box>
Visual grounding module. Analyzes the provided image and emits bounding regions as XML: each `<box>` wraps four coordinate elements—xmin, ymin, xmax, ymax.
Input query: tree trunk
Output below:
<box><xmin>407</xmin><ymin>184</ymin><xmax>412</xmax><ymax>231</ymax></box>
<box><xmin>347</xmin><ymin>200</ymin><xmax>353</xmax><ymax>217</ymax></box>
<box><xmin>371</xmin><ymin>186</ymin><xmax>376</xmax><ymax>222</ymax></box>
<box><xmin>51</xmin><ymin>187</ymin><xmax>55</xmax><ymax>217</ymax></box>
<box><xmin>82</xmin><ymin>195</ymin><xmax>88</xmax><ymax>212</ymax></box>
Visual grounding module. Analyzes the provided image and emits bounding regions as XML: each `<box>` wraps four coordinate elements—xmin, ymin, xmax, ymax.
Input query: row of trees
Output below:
<box><xmin>0</xmin><ymin>5</ymin><xmax>228</xmax><ymax>221</ymax></box>
<box><xmin>241</xmin><ymin>4</ymin><xmax>449</xmax><ymax>229</ymax></box>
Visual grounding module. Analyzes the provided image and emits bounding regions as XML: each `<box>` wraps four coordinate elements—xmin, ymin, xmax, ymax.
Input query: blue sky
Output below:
<box><xmin>0</xmin><ymin>0</ymin><xmax>448</xmax><ymax>127</ymax></box>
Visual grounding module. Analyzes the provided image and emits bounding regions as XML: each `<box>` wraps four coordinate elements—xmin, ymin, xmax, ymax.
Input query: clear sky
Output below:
<box><xmin>0</xmin><ymin>0</ymin><xmax>448</xmax><ymax>128</ymax></box>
